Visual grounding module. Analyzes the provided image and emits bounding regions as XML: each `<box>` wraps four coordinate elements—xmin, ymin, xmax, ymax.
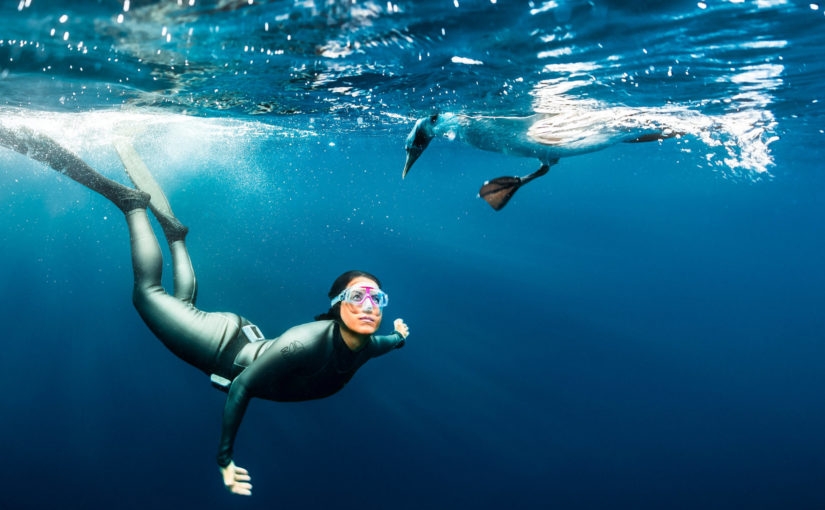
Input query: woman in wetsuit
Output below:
<box><xmin>0</xmin><ymin>124</ymin><xmax>410</xmax><ymax>496</ymax></box>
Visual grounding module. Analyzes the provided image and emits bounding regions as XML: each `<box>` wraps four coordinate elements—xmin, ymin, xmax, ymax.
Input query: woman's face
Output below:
<box><xmin>338</xmin><ymin>276</ymin><xmax>383</xmax><ymax>336</ymax></box>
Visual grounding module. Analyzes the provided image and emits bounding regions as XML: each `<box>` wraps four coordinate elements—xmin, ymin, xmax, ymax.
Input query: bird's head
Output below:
<box><xmin>402</xmin><ymin>114</ymin><xmax>439</xmax><ymax>178</ymax></box>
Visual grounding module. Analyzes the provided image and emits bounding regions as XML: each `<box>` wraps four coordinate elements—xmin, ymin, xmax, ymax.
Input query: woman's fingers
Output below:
<box><xmin>393</xmin><ymin>318</ymin><xmax>410</xmax><ymax>338</ymax></box>
<box><xmin>221</xmin><ymin>462</ymin><xmax>253</xmax><ymax>496</ymax></box>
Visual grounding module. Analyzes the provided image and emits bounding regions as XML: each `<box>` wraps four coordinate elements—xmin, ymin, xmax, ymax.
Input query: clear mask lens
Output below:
<box><xmin>332</xmin><ymin>286</ymin><xmax>389</xmax><ymax>309</ymax></box>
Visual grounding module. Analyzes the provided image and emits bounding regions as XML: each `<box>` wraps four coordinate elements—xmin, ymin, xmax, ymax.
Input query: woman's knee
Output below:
<box><xmin>132</xmin><ymin>284</ymin><xmax>167</xmax><ymax>317</ymax></box>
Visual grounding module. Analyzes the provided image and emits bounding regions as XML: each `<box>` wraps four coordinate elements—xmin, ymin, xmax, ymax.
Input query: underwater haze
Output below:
<box><xmin>1</xmin><ymin>1</ymin><xmax>824</xmax><ymax>509</ymax></box>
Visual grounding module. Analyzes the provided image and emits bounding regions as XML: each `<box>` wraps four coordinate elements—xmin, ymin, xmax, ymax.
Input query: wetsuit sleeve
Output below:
<box><xmin>369</xmin><ymin>331</ymin><xmax>406</xmax><ymax>357</ymax></box>
<box><xmin>215</xmin><ymin>322</ymin><xmax>333</xmax><ymax>467</ymax></box>
<box><xmin>216</xmin><ymin>377</ymin><xmax>254</xmax><ymax>467</ymax></box>
<box><xmin>215</xmin><ymin>347</ymin><xmax>304</xmax><ymax>467</ymax></box>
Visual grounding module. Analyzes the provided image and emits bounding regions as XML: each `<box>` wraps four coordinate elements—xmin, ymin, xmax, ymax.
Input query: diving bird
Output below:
<box><xmin>402</xmin><ymin>111</ymin><xmax>680</xmax><ymax>210</ymax></box>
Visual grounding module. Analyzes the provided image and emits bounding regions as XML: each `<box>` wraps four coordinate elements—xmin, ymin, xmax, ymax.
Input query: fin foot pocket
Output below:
<box><xmin>116</xmin><ymin>188</ymin><xmax>151</xmax><ymax>213</ymax></box>
<box><xmin>157</xmin><ymin>211</ymin><xmax>189</xmax><ymax>243</ymax></box>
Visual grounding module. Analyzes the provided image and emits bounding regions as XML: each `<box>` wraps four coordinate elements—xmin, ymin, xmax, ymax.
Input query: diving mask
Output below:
<box><xmin>331</xmin><ymin>286</ymin><xmax>389</xmax><ymax>309</ymax></box>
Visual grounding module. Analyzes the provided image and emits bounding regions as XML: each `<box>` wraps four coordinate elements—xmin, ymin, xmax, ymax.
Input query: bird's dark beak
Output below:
<box><xmin>402</xmin><ymin>115</ymin><xmax>437</xmax><ymax>179</ymax></box>
<box><xmin>402</xmin><ymin>146</ymin><xmax>423</xmax><ymax>179</ymax></box>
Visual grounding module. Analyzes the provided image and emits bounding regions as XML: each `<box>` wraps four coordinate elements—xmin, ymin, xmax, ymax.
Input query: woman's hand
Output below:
<box><xmin>220</xmin><ymin>461</ymin><xmax>253</xmax><ymax>496</ymax></box>
<box><xmin>393</xmin><ymin>318</ymin><xmax>410</xmax><ymax>339</ymax></box>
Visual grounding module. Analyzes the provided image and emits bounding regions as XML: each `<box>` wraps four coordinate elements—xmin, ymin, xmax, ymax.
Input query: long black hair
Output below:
<box><xmin>314</xmin><ymin>269</ymin><xmax>383</xmax><ymax>321</ymax></box>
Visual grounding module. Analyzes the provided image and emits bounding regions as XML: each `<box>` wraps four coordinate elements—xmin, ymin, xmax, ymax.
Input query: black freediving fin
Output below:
<box><xmin>479</xmin><ymin>176</ymin><xmax>523</xmax><ymax>211</ymax></box>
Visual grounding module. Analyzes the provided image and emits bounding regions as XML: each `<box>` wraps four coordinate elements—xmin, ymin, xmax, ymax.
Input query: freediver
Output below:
<box><xmin>0</xmin><ymin>124</ymin><xmax>410</xmax><ymax>496</ymax></box>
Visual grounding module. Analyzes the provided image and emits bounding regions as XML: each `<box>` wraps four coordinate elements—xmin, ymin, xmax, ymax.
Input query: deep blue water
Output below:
<box><xmin>1</xmin><ymin>1</ymin><xmax>824</xmax><ymax>509</ymax></box>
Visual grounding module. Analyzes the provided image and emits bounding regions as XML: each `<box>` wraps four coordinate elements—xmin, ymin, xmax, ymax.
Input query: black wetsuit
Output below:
<box><xmin>0</xmin><ymin>124</ymin><xmax>405</xmax><ymax>469</ymax></box>
<box><xmin>132</xmin><ymin>203</ymin><xmax>405</xmax><ymax>466</ymax></box>
<box><xmin>217</xmin><ymin>321</ymin><xmax>404</xmax><ymax>466</ymax></box>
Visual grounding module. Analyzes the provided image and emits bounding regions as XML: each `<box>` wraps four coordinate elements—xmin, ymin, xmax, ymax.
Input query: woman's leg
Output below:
<box><xmin>114</xmin><ymin>138</ymin><xmax>197</xmax><ymax>304</ymax></box>
<box><xmin>1</xmin><ymin>125</ymin><xmax>240</xmax><ymax>375</ymax></box>
<box><xmin>0</xmin><ymin>125</ymin><xmax>149</xmax><ymax>213</ymax></box>
<box><xmin>126</xmin><ymin>208</ymin><xmax>241</xmax><ymax>374</ymax></box>
<box><xmin>113</xmin><ymin>139</ymin><xmax>241</xmax><ymax>375</ymax></box>
<box><xmin>169</xmin><ymin>238</ymin><xmax>198</xmax><ymax>304</ymax></box>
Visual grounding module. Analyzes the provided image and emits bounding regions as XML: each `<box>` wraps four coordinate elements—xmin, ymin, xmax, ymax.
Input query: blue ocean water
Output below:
<box><xmin>1</xmin><ymin>1</ymin><xmax>824</xmax><ymax>509</ymax></box>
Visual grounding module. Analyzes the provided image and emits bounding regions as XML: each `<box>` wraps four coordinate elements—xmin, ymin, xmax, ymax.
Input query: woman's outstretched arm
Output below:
<box><xmin>216</xmin><ymin>378</ymin><xmax>253</xmax><ymax>470</ymax></box>
<box><xmin>213</xmin><ymin>322</ymin><xmax>330</xmax><ymax>494</ymax></box>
